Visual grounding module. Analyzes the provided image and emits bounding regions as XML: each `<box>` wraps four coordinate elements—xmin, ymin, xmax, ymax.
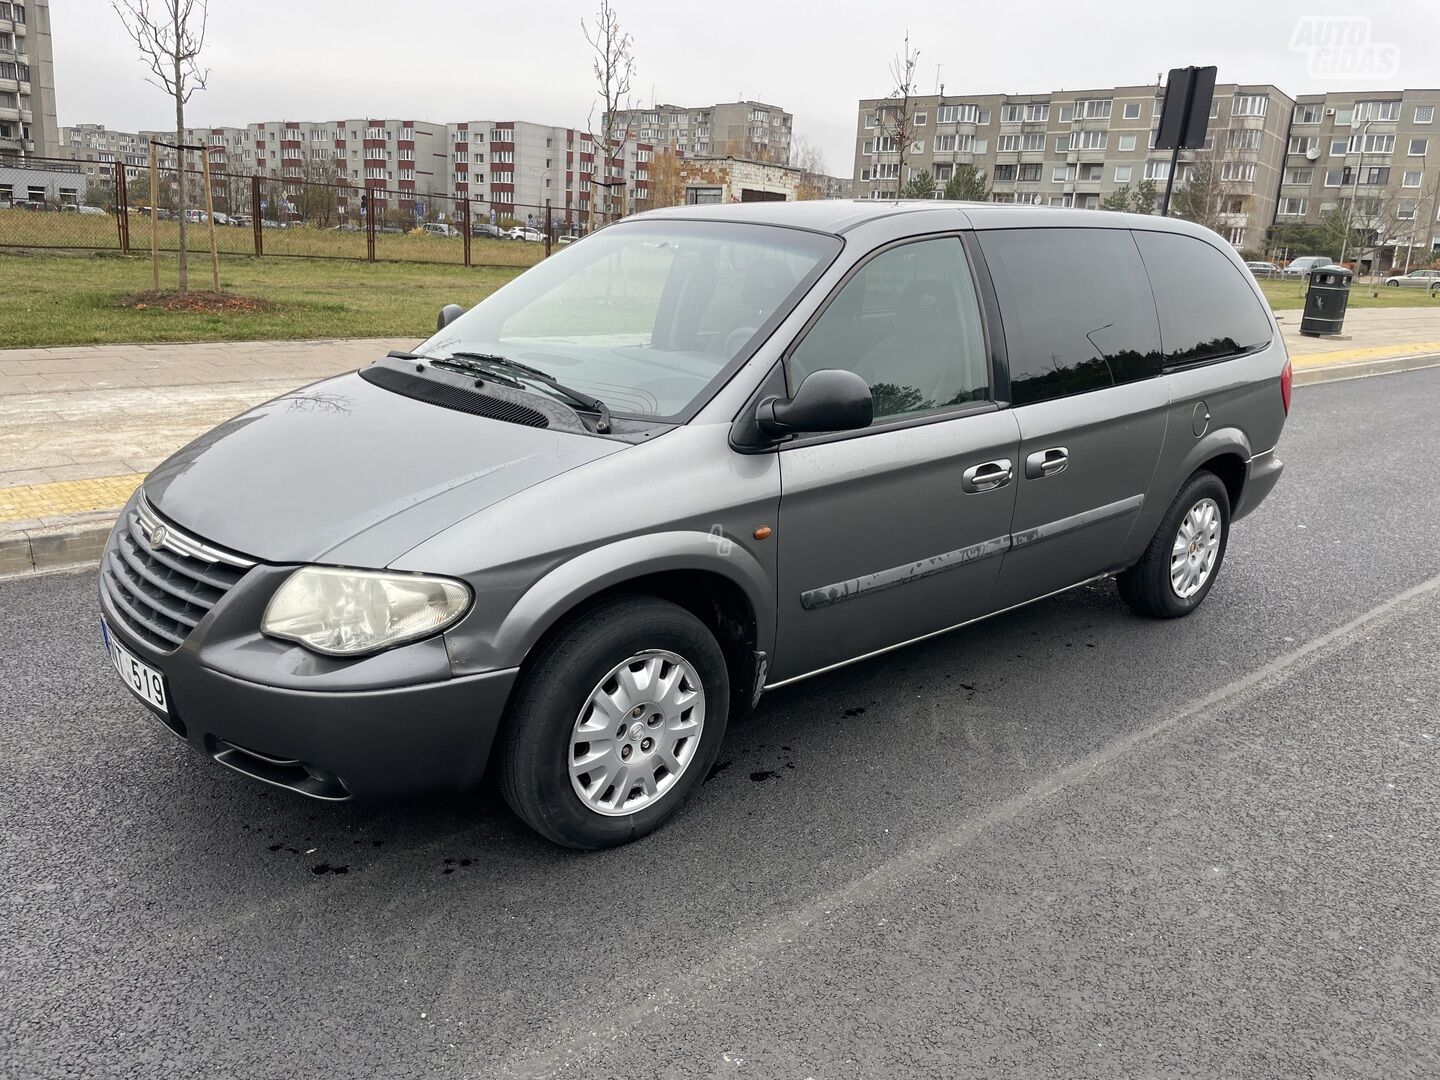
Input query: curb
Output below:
<box><xmin>2</xmin><ymin>352</ymin><xmax>1438</xmax><ymax>581</ymax></box>
<box><xmin>1293</xmin><ymin>350</ymin><xmax>1440</xmax><ymax>386</ymax></box>
<box><xmin>0</xmin><ymin>511</ymin><xmax>117</xmax><ymax>579</ymax></box>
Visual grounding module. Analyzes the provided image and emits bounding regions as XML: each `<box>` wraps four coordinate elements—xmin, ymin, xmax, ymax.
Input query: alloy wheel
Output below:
<box><xmin>1170</xmin><ymin>497</ymin><xmax>1223</xmax><ymax>599</ymax></box>
<box><xmin>568</xmin><ymin>650</ymin><xmax>706</xmax><ymax>816</ymax></box>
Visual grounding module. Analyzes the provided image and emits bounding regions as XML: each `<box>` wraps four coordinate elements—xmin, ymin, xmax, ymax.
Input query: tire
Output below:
<box><xmin>1117</xmin><ymin>471</ymin><xmax>1232</xmax><ymax>619</ymax></box>
<box><xmin>500</xmin><ymin>594</ymin><xmax>729</xmax><ymax>849</ymax></box>
<box><xmin>1387</xmin><ymin>279</ymin><xmax>1400</xmax><ymax>287</ymax></box>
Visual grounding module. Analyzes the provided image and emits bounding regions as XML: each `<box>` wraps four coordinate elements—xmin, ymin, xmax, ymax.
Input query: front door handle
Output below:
<box><xmin>962</xmin><ymin>458</ymin><xmax>1013</xmax><ymax>493</ymax></box>
<box><xmin>1024</xmin><ymin>446</ymin><xmax>1069</xmax><ymax>479</ymax></box>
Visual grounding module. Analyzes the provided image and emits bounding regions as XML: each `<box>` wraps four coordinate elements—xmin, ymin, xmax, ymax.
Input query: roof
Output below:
<box><xmin>633</xmin><ymin>199</ymin><xmax>1221</xmax><ymax>240</ymax></box>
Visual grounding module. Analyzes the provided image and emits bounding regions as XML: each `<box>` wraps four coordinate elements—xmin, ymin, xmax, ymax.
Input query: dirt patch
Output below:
<box><xmin>119</xmin><ymin>291</ymin><xmax>277</xmax><ymax>314</ymax></box>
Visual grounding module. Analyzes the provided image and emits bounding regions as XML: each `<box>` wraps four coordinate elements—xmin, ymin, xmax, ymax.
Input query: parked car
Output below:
<box><xmin>98</xmin><ymin>202</ymin><xmax>1290</xmax><ymax>849</ymax></box>
<box><xmin>472</xmin><ymin>222</ymin><xmax>504</xmax><ymax>239</ymax></box>
<box><xmin>557</xmin><ymin>234</ymin><xmax>580</xmax><ymax>246</ymax></box>
<box><xmin>78</xmin><ymin>204</ymin><xmax>108</xmax><ymax>216</ymax></box>
<box><xmin>423</xmin><ymin>222</ymin><xmax>461</xmax><ymax>238</ymax></box>
<box><xmin>507</xmin><ymin>226</ymin><xmax>544</xmax><ymax>242</ymax></box>
<box><xmin>1283</xmin><ymin>255</ymin><xmax>1334</xmax><ymax>277</ymax></box>
<box><xmin>1383</xmin><ymin>268</ymin><xmax>1440</xmax><ymax>288</ymax></box>
<box><xmin>1245</xmin><ymin>260</ymin><xmax>1282</xmax><ymax>280</ymax></box>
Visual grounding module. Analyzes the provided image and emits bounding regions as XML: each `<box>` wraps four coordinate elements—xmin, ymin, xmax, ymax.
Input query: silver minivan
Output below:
<box><xmin>99</xmin><ymin>202</ymin><xmax>1290</xmax><ymax>847</ymax></box>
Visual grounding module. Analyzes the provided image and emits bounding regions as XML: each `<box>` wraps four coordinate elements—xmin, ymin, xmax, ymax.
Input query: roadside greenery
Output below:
<box><xmin>0</xmin><ymin>251</ymin><xmax>521</xmax><ymax>348</ymax></box>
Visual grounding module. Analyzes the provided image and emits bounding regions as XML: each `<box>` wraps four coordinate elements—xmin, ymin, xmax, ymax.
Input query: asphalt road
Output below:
<box><xmin>4</xmin><ymin>368</ymin><xmax>1439</xmax><ymax>1079</ymax></box>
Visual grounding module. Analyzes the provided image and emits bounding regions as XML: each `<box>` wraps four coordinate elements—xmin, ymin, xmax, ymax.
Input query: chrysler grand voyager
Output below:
<box><xmin>99</xmin><ymin>201</ymin><xmax>1289</xmax><ymax>848</ymax></box>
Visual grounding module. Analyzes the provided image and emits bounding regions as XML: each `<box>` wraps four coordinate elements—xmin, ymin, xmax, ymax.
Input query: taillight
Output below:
<box><xmin>1280</xmin><ymin>359</ymin><xmax>1293</xmax><ymax>415</ymax></box>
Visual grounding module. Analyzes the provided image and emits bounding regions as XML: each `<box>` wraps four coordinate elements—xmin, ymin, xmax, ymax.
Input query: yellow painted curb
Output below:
<box><xmin>0</xmin><ymin>473</ymin><xmax>145</xmax><ymax>525</ymax></box>
<box><xmin>1292</xmin><ymin>341</ymin><xmax>1440</xmax><ymax>368</ymax></box>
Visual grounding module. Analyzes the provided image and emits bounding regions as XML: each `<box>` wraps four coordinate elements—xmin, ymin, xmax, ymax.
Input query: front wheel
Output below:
<box><xmin>1117</xmin><ymin>471</ymin><xmax>1231</xmax><ymax>619</ymax></box>
<box><xmin>500</xmin><ymin>595</ymin><xmax>729</xmax><ymax>849</ymax></box>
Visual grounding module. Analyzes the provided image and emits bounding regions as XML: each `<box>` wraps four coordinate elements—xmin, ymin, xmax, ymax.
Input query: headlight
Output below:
<box><xmin>262</xmin><ymin>566</ymin><xmax>471</xmax><ymax>657</ymax></box>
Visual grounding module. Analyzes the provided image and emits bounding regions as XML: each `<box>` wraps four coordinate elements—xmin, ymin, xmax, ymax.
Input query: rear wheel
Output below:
<box><xmin>500</xmin><ymin>595</ymin><xmax>729</xmax><ymax>849</ymax></box>
<box><xmin>1387</xmin><ymin>279</ymin><xmax>1400</xmax><ymax>287</ymax></box>
<box><xmin>1117</xmin><ymin>471</ymin><xmax>1231</xmax><ymax>619</ymax></box>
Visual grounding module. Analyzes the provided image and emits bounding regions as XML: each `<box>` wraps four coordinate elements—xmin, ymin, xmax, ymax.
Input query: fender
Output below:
<box><xmin>457</xmin><ymin>530</ymin><xmax>776</xmax><ymax>675</ymax></box>
<box><xmin>1126</xmin><ymin>425</ymin><xmax>1253</xmax><ymax>556</ymax></box>
<box><xmin>1175</xmin><ymin>425</ymin><xmax>1254</xmax><ymax>488</ymax></box>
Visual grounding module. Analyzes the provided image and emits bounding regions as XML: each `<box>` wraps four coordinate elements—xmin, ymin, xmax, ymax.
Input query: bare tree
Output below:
<box><xmin>877</xmin><ymin>32</ymin><xmax>921</xmax><ymax>196</ymax></box>
<box><xmin>291</xmin><ymin>156</ymin><xmax>342</xmax><ymax>227</ymax></box>
<box><xmin>1321</xmin><ymin>183</ymin><xmax>1415</xmax><ymax>277</ymax></box>
<box><xmin>641</xmin><ymin>149</ymin><xmax>687</xmax><ymax>209</ymax></box>
<box><xmin>113</xmin><ymin>0</ymin><xmax>210</xmax><ymax>292</ymax></box>
<box><xmin>582</xmin><ymin>0</ymin><xmax>637</xmax><ymax>224</ymax></box>
<box><xmin>790</xmin><ymin>134</ymin><xmax>828</xmax><ymax>200</ymax></box>
<box><xmin>1389</xmin><ymin>174</ymin><xmax>1440</xmax><ymax>273</ymax></box>
<box><xmin>1169</xmin><ymin>140</ymin><xmax>1236</xmax><ymax>234</ymax></box>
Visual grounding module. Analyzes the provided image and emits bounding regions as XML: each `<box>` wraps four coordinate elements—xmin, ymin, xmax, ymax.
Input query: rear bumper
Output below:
<box><xmin>1234</xmin><ymin>450</ymin><xmax>1284</xmax><ymax>521</ymax></box>
<box><xmin>101</xmin><ymin>587</ymin><xmax>517</xmax><ymax>800</ymax></box>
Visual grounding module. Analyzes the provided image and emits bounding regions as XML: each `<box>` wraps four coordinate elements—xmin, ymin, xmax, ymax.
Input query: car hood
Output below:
<box><xmin>144</xmin><ymin>370</ymin><xmax>627</xmax><ymax>566</ymax></box>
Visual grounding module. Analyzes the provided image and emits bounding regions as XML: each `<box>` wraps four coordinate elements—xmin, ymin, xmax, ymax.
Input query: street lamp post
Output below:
<box><xmin>1339</xmin><ymin>119</ymin><xmax>1373</xmax><ymax>270</ymax></box>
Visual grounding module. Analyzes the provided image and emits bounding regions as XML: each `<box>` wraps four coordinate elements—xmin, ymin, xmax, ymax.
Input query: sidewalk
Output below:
<box><xmin>3</xmin><ymin>308</ymin><xmax>1440</xmax><ymax>574</ymax></box>
<box><xmin>0</xmin><ymin>336</ymin><xmax>413</xmax><ymax>573</ymax></box>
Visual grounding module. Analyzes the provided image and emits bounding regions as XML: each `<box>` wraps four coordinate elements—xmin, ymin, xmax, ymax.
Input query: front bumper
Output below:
<box><xmin>100</xmin><ymin>573</ymin><xmax>518</xmax><ymax>801</ymax></box>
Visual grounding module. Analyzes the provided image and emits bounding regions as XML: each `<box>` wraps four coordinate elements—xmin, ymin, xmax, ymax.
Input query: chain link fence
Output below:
<box><xmin>0</xmin><ymin>155</ymin><xmax>616</xmax><ymax>270</ymax></box>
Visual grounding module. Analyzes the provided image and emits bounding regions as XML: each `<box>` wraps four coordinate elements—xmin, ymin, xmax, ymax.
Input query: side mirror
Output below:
<box><xmin>757</xmin><ymin>369</ymin><xmax>873</xmax><ymax>437</ymax></box>
<box><xmin>436</xmin><ymin>303</ymin><xmax>464</xmax><ymax>331</ymax></box>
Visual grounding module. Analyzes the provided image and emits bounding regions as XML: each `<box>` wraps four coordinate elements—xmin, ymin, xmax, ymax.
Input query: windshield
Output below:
<box><xmin>419</xmin><ymin>220</ymin><xmax>840</xmax><ymax>420</ymax></box>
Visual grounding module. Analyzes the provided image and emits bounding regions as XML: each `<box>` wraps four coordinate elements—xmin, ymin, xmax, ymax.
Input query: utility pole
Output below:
<box><xmin>1339</xmin><ymin>119</ymin><xmax>1374</xmax><ymax>270</ymax></box>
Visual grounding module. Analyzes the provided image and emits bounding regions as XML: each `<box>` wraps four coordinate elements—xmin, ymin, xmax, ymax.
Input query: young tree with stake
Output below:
<box><xmin>582</xmin><ymin>0</ymin><xmax>636</xmax><ymax>225</ymax></box>
<box><xmin>113</xmin><ymin>0</ymin><xmax>210</xmax><ymax>293</ymax></box>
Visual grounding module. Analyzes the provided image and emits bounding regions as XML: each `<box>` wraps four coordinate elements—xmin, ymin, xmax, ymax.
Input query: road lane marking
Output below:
<box><xmin>494</xmin><ymin>569</ymin><xmax>1440</xmax><ymax>1077</ymax></box>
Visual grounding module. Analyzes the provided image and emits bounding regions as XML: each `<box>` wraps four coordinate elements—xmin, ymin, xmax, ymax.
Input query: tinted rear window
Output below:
<box><xmin>1134</xmin><ymin>231</ymin><xmax>1273</xmax><ymax>366</ymax></box>
<box><xmin>976</xmin><ymin>228</ymin><xmax>1162</xmax><ymax>406</ymax></box>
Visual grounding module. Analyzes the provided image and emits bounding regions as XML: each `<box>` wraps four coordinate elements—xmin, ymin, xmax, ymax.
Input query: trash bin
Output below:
<box><xmin>1299</xmin><ymin>265</ymin><xmax>1353</xmax><ymax>337</ymax></box>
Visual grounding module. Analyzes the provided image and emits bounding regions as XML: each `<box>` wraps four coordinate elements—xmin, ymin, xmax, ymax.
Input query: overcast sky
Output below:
<box><xmin>52</xmin><ymin>0</ymin><xmax>1440</xmax><ymax>175</ymax></box>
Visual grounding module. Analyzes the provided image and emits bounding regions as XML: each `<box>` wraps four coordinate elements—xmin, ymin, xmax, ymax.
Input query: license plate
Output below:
<box><xmin>101</xmin><ymin>618</ymin><xmax>169</xmax><ymax>714</ymax></box>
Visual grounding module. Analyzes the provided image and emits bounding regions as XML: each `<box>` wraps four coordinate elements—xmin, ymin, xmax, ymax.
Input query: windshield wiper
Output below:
<box><xmin>401</xmin><ymin>350</ymin><xmax>613</xmax><ymax>434</ymax></box>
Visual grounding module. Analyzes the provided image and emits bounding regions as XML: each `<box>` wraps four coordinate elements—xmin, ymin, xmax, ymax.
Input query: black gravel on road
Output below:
<box><xmin>3</xmin><ymin>368</ymin><xmax>1438</xmax><ymax>1079</ymax></box>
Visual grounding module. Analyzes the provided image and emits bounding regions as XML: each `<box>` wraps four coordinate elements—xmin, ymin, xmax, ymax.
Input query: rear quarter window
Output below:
<box><xmin>1133</xmin><ymin>231</ymin><xmax>1273</xmax><ymax>367</ymax></box>
<box><xmin>976</xmin><ymin>227</ymin><xmax>1162</xmax><ymax>406</ymax></box>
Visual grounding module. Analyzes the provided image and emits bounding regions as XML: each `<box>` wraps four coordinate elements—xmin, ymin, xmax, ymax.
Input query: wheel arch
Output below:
<box><xmin>1173</xmin><ymin>427</ymin><xmax>1253</xmax><ymax>513</ymax></box>
<box><xmin>489</xmin><ymin>532</ymin><xmax>774</xmax><ymax>711</ymax></box>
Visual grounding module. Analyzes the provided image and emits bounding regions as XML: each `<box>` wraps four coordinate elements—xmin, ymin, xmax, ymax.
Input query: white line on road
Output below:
<box><xmin>492</xmin><ymin>568</ymin><xmax>1440</xmax><ymax>1079</ymax></box>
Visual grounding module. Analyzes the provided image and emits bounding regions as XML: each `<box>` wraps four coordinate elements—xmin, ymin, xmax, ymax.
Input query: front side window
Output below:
<box><xmin>423</xmin><ymin>221</ymin><xmax>838</xmax><ymax>420</ymax></box>
<box><xmin>789</xmin><ymin>238</ymin><xmax>988</xmax><ymax>421</ymax></box>
<box><xmin>1134</xmin><ymin>231</ymin><xmax>1272</xmax><ymax>367</ymax></box>
<box><xmin>976</xmin><ymin>228</ymin><xmax>1162</xmax><ymax>406</ymax></box>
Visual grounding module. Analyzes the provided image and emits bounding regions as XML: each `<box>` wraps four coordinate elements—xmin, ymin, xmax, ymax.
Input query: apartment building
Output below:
<box><xmin>59</xmin><ymin>123</ymin><xmax>149</xmax><ymax>181</ymax></box>
<box><xmin>1276</xmin><ymin>90</ymin><xmax>1440</xmax><ymax>261</ymax></box>
<box><xmin>445</xmin><ymin>119</ymin><xmax>652</xmax><ymax>227</ymax></box>
<box><xmin>609</xmin><ymin>100</ymin><xmax>793</xmax><ymax>163</ymax></box>
<box><xmin>854</xmin><ymin>82</ymin><xmax>1291</xmax><ymax>250</ymax></box>
<box><xmin>1</xmin><ymin>0</ymin><xmax>59</xmax><ymax>158</ymax></box>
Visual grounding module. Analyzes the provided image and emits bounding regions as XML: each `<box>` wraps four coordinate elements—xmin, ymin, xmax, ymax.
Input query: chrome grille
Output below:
<box><xmin>101</xmin><ymin>496</ymin><xmax>255</xmax><ymax>653</ymax></box>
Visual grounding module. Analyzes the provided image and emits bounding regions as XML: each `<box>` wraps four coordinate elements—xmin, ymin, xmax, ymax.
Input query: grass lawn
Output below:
<box><xmin>4</xmin><ymin>245</ymin><xmax>1439</xmax><ymax>351</ymax></box>
<box><xmin>0</xmin><ymin>250</ymin><xmax>525</xmax><ymax>348</ymax></box>
<box><xmin>1258</xmin><ymin>276</ymin><xmax>1440</xmax><ymax>311</ymax></box>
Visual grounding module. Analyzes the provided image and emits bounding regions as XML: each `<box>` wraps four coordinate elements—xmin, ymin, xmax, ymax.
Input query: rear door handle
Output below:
<box><xmin>1024</xmin><ymin>447</ymin><xmax>1069</xmax><ymax>479</ymax></box>
<box><xmin>962</xmin><ymin>458</ymin><xmax>1013</xmax><ymax>493</ymax></box>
